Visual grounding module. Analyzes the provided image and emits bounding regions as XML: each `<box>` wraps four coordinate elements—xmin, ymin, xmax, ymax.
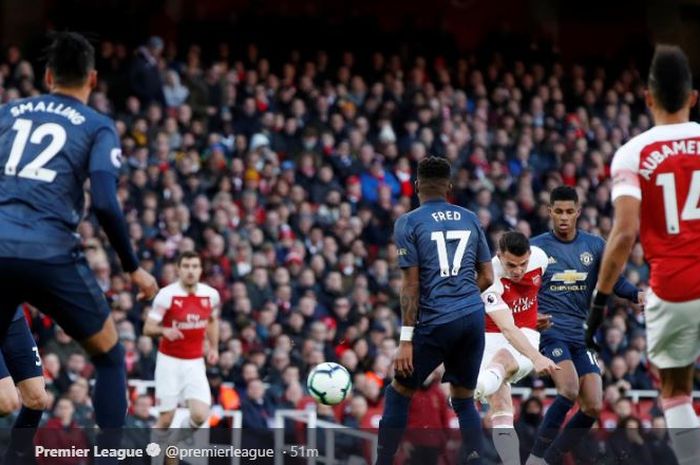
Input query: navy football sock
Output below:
<box><xmin>544</xmin><ymin>411</ymin><xmax>596</xmax><ymax>465</ymax></box>
<box><xmin>4</xmin><ymin>407</ymin><xmax>43</xmax><ymax>465</ymax></box>
<box><xmin>531</xmin><ymin>395</ymin><xmax>574</xmax><ymax>458</ymax></box>
<box><xmin>375</xmin><ymin>385</ymin><xmax>411</xmax><ymax>465</ymax></box>
<box><xmin>451</xmin><ymin>397</ymin><xmax>483</xmax><ymax>464</ymax></box>
<box><xmin>92</xmin><ymin>343</ymin><xmax>127</xmax><ymax>465</ymax></box>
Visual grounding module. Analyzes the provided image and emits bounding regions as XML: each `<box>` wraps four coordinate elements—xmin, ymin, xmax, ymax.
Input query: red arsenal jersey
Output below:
<box><xmin>149</xmin><ymin>282</ymin><xmax>221</xmax><ymax>359</ymax></box>
<box><xmin>611</xmin><ymin>122</ymin><xmax>700</xmax><ymax>302</ymax></box>
<box><xmin>482</xmin><ymin>246</ymin><xmax>548</xmax><ymax>332</ymax></box>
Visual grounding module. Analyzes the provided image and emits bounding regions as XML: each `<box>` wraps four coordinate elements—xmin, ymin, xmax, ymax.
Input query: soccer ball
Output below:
<box><xmin>306</xmin><ymin>362</ymin><xmax>352</xmax><ymax>405</ymax></box>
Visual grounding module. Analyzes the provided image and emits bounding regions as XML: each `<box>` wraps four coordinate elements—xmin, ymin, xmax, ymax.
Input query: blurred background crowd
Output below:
<box><xmin>1</xmin><ymin>0</ymin><xmax>700</xmax><ymax>463</ymax></box>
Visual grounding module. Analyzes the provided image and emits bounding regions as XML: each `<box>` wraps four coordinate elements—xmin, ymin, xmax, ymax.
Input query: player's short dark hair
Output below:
<box><xmin>417</xmin><ymin>156</ymin><xmax>451</xmax><ymax>181</ymax></box>
<box><xmin>498</xmin><ymin>231</ymin><xmax>530</xmax><ymax>257</ymax></box>
<box><xmin>550</xmin><ymin>186</ymin><xmax>578</xmax><ymax>205</ymax></box>
<box><xmin>176</xmin><ymin>251</ymin><xmax>201</xmax><ymax>266</ymax></box>
<box><xmin>45</xmin><ymin>31</ymin><xmax>95</xmax><ymax>87</ymax></box>
<box><xmin>648</xmin><ymin>44</ymin><xmax>692</xmax><ymax>113</ymax></box>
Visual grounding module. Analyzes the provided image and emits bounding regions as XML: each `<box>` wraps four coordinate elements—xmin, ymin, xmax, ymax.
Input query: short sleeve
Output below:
<box><xmin>394</xmin><ymin>214</ymin><xmax>418</xmax><ymax>268</ymax></box>
<box><xmin>476</xmin><ymin>224</ymin><xmax>492</xmax><ymax>263</ymax></box>
<box><xmin>148</xmin><ymin>288</ymin><xmax>170</xmax><ymax>322</ymax></box>
<box><xmin>89</xmin><ymin>124</ymin><xmax>123</xmax><ymax>176</ymax></box>
<box><xmin>482</xmin><ymin>281</ymin><xmax>509</xmax><ymax>313</ymax></box>
<box><xmin>611</xmin><ymin>143</ymin><xmax>642</xmax><ymax>201</ymax></box>
<box><xmin>529</xmin><ymin>246</ymin><xmax>549</xmax><ymax>273</ymax></box>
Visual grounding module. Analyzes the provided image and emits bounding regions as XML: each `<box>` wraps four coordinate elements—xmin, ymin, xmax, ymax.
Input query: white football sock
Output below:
<box><xmin>492</xmin><ymin>412</ymin><xmax>520</xmax><ymax>465</ymax></box>
<box><xmin>662</xmin><ymin>396</ymin><xmax>700</xmax><ymax>465</ymax></box>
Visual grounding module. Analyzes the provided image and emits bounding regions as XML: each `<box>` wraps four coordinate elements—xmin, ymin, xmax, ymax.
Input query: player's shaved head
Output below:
<box><xmin>648</xmin><ymin>44</ymin><xmax>692</xmax><ymax>113</ymax></box>
<box><xmin>416</xmin><ymin>156</ymin><xmax>451</xmax><ymax>201</ymax></box>
<box><xmin>45</xmin><ymin>31</ymin><xmax>95</xmax><ymax>88</ymax></box>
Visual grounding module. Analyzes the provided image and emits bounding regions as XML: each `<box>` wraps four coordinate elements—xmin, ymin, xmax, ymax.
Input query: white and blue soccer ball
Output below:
<box><xmin>306</xmin><ymin>362</ymin><xmax>352</xmax><ymax>405</ymax></box>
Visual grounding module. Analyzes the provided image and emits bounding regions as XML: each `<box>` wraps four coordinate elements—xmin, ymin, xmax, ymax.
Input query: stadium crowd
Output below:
<box><xmin>0</xmin><ymin>33</ymin><xmax>698</xmax><ymax>463</ymax></box>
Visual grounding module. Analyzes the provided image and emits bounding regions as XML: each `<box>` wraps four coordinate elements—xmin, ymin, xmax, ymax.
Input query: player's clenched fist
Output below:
<box><xmin>131</xmin><ymin>267</ymin><xmax>159</xmax><ymax>301</ymax></box>
<box><xmin>394</xmin><ymin>341</ymin><xmax>413</xmax><ymax>377</ymax></box>
<box><xmin>533</xmin><ymin>354</ymin><xmax>560</xmax><ymax>377</ymax></box>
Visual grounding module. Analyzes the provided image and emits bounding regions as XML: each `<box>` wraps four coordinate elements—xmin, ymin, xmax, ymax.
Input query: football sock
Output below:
<box><xmin>491</xmin><ymin>411</ymin><xmax>520</xmax><ymax>465</ymax></box>
<box><xmin>662</xmin><ymin>396</ymin><xmax>700</xmax><ymax>465</ymax></box>
<box><xmin>375</xmin><ymin>385</ymin><xmax>411</xmax><ymax>465</ymax></box>
<box><xmin>451</xmin><ymin>397</ymin><xmax>483</xmax><ymax>464</ymax></box>
<box><xmin>544</xmin><ymin>411</ymin><xmax>596</xmax><ymax>465</ymax></box>
<box><xmin>530</xmin><ymin>395</ymin><xmax>574</xmax><ymax>458</ymax></box>
<box><xmin>92</xmin><ymin>343</ymin><xmax>127</xmax><ymax>465</ymax></box>
<box><xmin>4</xmin><ymin>407</ymin><xmax>43</xmax><ymax>465</ymax></box>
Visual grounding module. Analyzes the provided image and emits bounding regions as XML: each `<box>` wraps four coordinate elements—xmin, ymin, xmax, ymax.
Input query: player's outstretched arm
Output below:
<box><xmin>206</xmin><ymin>314</ymin><xmax>220</xmax><ymax>365</ymax></box>
<box><xmin>489</xmin><ymin>308</ymin><xmax>559</xmax><ymax>377</ymax></box>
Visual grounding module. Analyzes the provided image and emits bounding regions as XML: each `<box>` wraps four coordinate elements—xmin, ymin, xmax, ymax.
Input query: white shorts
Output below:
<box><xmin>479</xmin><ymin>329</ymin><xmax>540</xmax><ymax>384</ymax></box>
<box><xmin>645</xmin><ymin>288</ymin><xmax>700</xmax><ymax>369</ymax></box>
<box><xmin>154</xmin><ymin>351</ymin><xmax>211</xmax><ymax>412</ymax></box>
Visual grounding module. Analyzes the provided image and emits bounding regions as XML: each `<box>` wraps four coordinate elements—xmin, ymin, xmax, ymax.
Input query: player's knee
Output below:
<box><xmin>90</xmin><ymin>342</ymin><xmax>125</xmax><ymax>368</ymax></box>
<box><xmin>190</xmin><ymin>409</ymin><xmax>209</xmax><ymax>427</ymax></box>
<box><xmin>581</xmin><ymin>401</ymin><xmax>602</xmax><ymax>418</ymax></box>
<box><xmin>0</xmin><ymin>394</ymin><xmax>20</xmax><ymax>415</ymax></box>
<box><xmin>391</xmin><ymin>380</ymin><xmax>416</xmax><ymax>398</ymax></box>
<box><xmin>22</xmin><ymin>388</ymin><xmax>49</xmax><ymax>411</ymax></box>
<box><xmin>157</xmin><ymin>411</ymin><xmax>175</xmax><ymax>428</ymax></box>
<box><xmin>556</xmin><ymin>380</ymin><xmax>579</xmax><ymax>401</ymax></box>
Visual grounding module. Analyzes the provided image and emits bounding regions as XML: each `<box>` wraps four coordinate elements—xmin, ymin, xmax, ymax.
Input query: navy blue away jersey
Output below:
<box><xmin>394</xmin><ymin>199</ymin><xmax>491</xmax><ymax>326</ymax></box>
<box><xmin>532</xmin><ymin>230</ymin><xmax>605</xmax><ymax>343</ymax></box>
<box><xmin>0</xmin><ymin>94</ymin><xmax>121</xmax><ymax>259</ymax></box>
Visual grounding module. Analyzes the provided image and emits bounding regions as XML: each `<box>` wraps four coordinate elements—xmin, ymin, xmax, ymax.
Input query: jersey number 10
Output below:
<box><xmin>431</xmin><ymin>230</ymin><xmax>471</xmax><ymax>277</ymax></box>
<box><xmin>656</xmin><ymin>171</ymin><xmax>700</xmax><ymax>234</ymax></box>
<box><xmin>3</xmin><ymin>118</ymin><xmax>67</xmax><ymax>183</ymax></box>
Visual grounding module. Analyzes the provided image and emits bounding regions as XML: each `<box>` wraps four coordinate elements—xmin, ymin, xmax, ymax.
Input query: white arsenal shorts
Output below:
<box><xmin>645</xmin><ymin>288</ymin><xmax>700</xmax><ymax>369</ymax></box>
<box><xmin>479</xmin><ymin>328</ymin><xmax>540</xmax><ymax>384</ymax></box>
<box><xmin>154</xmin><ymin>351</ymin><xmax>211</xmax><ymax>412</ymax></box>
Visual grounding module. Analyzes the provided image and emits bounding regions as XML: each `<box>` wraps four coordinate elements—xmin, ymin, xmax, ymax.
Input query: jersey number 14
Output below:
<box><xmin>3</xmin><ymin>118</ymin><xmax>66</xmax><ymax>183</ymax></box>
<box><xmin>656</xmin><ymin>171</ymin><xmax>700</xmax><ymax>234</ymax></box>
<box><xmin>431</xmin><ymin>230</ymin><xmax>471</xmax><ymax>277</ymax></box>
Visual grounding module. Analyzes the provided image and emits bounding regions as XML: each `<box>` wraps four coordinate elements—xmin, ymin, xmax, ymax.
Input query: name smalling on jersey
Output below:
<box><xmin>640</xmin><ymin>139</ymin><xmax>700</xmax><ymax>180</ymax></box>
<box><xmin>10</xmin><ymin>101</ymin><xmax>85</xmax><ymax>125</ymax></box>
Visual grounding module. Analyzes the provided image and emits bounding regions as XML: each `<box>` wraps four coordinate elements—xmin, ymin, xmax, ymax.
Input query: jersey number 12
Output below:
<box><xmin>3</xmin><ymin>118</ymin><xmax>66</xmax><ymax>183</ymax></box>
<box><xmin>431</xmin><ymin>230</ymin><xmax>471</xmax><ymax>277</ymax></box>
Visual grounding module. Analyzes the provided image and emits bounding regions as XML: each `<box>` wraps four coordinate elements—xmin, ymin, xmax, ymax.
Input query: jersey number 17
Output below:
<box><xmin>431</xmin><ymin>230</ymin><xmax>471</xmax><ymax>277</ymax></box>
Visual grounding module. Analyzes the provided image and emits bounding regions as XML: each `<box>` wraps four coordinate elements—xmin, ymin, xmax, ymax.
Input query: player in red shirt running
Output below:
<box><xmin>144</xmin><ymin>251</ymin><xmax>221</xmax><ymax>438</ymax></box>
<box><xmin>476</xmin><ymin>232</ymin><xmax>558</xmax><ymax>465</ymax></box>
<box><xmin>593</xmin><ymin>45</ymin><xmax>700</xmax><ymax>465</ymax></box>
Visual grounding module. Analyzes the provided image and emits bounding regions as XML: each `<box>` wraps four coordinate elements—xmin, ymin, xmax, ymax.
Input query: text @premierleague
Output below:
<box><xmin>34</xmin><ymin>444</ymin><xmax>293</xmax><ymax>461</ymax></box>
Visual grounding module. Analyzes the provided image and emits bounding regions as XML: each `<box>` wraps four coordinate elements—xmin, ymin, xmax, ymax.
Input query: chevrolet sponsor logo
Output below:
<box><xmin>551</xmin><ymin>269</ymin><xmax>588</xmax><ymax>284</ymax></box>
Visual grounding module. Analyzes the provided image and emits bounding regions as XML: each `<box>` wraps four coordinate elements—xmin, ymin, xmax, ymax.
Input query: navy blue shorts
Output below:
<box><xmin>0</xmin><ymin>316</ymin><xmax>42</xmax><ymax>382</ymax></box>
<box><xmin>395</xmin><ymin>311</ymin><xmax>485</xmax><ymax>390</ymax></box>
<box><xmin>0</xmin><ymin>253</ymin><xmax>111</xmax><ymax>344</ymax></box>
<box><xmin>540</xmin><ymin>338</ymin><xmax>601</xmax><ymax>377</ymax></box>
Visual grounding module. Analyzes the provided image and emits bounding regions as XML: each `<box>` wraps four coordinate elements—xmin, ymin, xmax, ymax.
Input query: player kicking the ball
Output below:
<box><xmin>376</xmin><ymin>156</ymin><xmax>494</xmax><ymax>465</ymax></box>
<box><xmin>593</xmin><ymin>45</ymin><xmax>700</xmax><ymax>465</ymax></box>
<box><xmin>144</xmin><ymin>251</ymin><xmax>220</xmax><ymax>445</ymax></box>
<box><xmin>475</xmin><ymin>232</ymin><xmax>559</xmax><ymax>465</ymax></box>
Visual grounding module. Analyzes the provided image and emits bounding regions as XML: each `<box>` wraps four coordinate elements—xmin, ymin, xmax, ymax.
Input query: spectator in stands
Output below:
<box><xmin>647</xmin><ymin>416</ymin><xmax>679</xmax><ymax>465</ymax></box>
<box><xmin>606</xmin><ymin>416</ymin><xmax>654</xmax><ymax>465</ymax></box>
<box><xmin>43</xmin><ymin>326</ymin><xmax>86</xmax><ymax>366</ymax></box>
<box><xmin>129</xmin><ymin>36</ymin><xmax>165</xmax><ymax>106</ymax></box>
<box><xmin>123</xmin><ymin>395</ymin><xmax>156</xmax><ymax>463</ymax></box>
<box><xmin>34</xmin><ymin>397</ymin><xmax>89</xmax><ymax>465</ymax></box>
<box><xmin>55</xmin><ymin>353</ymin><xmax>90</xmax><ymax>394</ymax></box>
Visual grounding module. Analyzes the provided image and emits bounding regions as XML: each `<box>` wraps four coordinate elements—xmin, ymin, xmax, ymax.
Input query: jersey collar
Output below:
<box><xmin>551</xmin><ymin>229</ymin><xmax>578</xmax><ymax>244</ymax></box>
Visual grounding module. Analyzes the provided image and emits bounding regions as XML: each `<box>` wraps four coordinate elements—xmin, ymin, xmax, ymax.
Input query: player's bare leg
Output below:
<box><xmin>488</xmin><ymin>383</ymin><xmax>520</xmax><ymax>465</ymax></box>
<box><xmin>542</xmin><ymin>373</ymin><xmax>601</xmax><ymax>465</ymax></box>
<box><xmin>476</xmin><ymin>349</ymin><xmax>518</xmax><ymax>401</ymax></box>
<box><xmin>174</xmin><ymin>399</ymin><xmax>210</xmax><ymax>444</ymax></box>
<box><xmin>0</xmin><ymin>377</ymin><xmax>20</xmax><ymax>414</ymax></box>
<box><xmin>527</xmin><ymin>360</ymin><xmax>578</xmax><ymax>465</ymax></box>
<box><xmin>3</xmin><ymin>376</ymin><xmax>49</xmax><ymax>464</ymax></box>
<box><xmin>658</xmin><ymin>365</ymin><xmax>700</xmax><ymax>465</ymax></box>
